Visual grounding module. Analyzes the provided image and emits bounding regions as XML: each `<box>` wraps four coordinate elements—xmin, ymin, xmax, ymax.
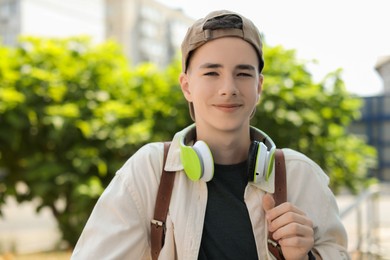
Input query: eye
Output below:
<box><xmin>204</xmin><ymin>71</ymin><xmax>219</xmax><ymax>76</ymax></box>
<box><xmin>237</xmin><ymin>72</ymin><xmax>253</xmax><ymax>77</ymax></box>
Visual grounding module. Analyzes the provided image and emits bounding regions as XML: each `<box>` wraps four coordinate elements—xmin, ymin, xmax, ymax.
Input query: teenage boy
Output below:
<box><xmin>71</xmin><ymin>10</ymin><xmax>349</xmax><ymax>260</ymax></box>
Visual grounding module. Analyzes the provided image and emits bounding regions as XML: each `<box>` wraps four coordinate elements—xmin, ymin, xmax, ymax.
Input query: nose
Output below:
<box><xmin>218</xmin><ymin>76</ymin><xmax>239</xmax><ymax>96</ymax></box>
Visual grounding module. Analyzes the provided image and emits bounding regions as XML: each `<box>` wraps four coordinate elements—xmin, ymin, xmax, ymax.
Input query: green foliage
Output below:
<box><xmin>252</xmin><ymin>44</ymin><xmax>377</xmax><ymax>194</ymax></box>
<box><xmin>0</xmin><ymin>37</ymin><xmax>376</xmax><ymax>248</ymax></box>
<box><xmin>0</xmin><ymin>36</ymin><xmax>188</xmax><ymax>247</ymax></box>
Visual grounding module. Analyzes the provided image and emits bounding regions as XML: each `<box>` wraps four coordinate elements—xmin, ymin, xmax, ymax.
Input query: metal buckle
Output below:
<box><xmin>268</xmin><ymin>239</ymin><xmax>285</xmax><ymax>260</ymax></box>
<box><xmin>151</xmin><ymin>219</ymin><xmax>164</xmax><ymax>227</ymax></box>
<box><xmin>267</xmin><ymin>238</ymin><xmax>278</xmax><ymax>247</ymax></box>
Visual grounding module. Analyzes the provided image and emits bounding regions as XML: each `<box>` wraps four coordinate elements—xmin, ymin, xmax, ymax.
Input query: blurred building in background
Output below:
<box><xmin>0</xmin><ymin>0</ymin><xmax>194</xmax><ymax>67</ymax></box>
<box><xmin>105</xmin><ymin>0</ymin><xmax>193</xmax><ymax>67</ymax></box>
<box><xmin>376</xmin><ymin>56</ymin><xmax>390</xmax><ymax>94</ymax></box>
<box><xmin>0</xmin><ymin>0</ymin><xmax>105</xmax><ymax>45</ymax></box>
<box><xmin>350</xmin><ymin>56</ymin><xmax>390</xmax><ymax>182</ymax></box>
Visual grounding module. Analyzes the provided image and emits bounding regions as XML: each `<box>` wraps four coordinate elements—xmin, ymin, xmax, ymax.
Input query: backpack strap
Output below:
<box><xmin>151</xmin><ymin>142</ymin><xmax>174</xmax><ymax>260</ymax></box>
<box><xmin>267</xmin><ymin>148</ymin><xmax>287</xmax><ymax>260</ymax></box>
<box><xmin>151</xmin><ymin>144</ymin><xmax>287</xmax><ymax>260</ymax></box>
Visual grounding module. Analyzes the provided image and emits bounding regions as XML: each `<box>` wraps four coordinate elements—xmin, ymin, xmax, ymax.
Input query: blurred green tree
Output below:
<box><xmin>252</xmin><ymin>44</ymin><xmax>377</xmax><ymax>193</ymax></box>
<box><xmin>0</xmin><ymin>36</ymin><xmax>189</xmax><ymax>247</ymax></box>
<box><xmin>0</xmin><ymin>37</ymin><xmax>376</xmax><ymax>248</ymax></box>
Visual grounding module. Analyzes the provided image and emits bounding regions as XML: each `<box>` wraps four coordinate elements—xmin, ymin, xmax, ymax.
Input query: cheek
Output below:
<box><xmin>244</xmin><ymin>87</ymin><xmax>260</xmax><ymax>100</ymax></box>
<box><xmin>190</xmin><ymin>89</ymin><xmax>207</xmax><ymax>105</ymax></box>
<box><xmin>190</xmin><ymin>82</ymin><xmax>213</xmax><ymax>100</ymax></box>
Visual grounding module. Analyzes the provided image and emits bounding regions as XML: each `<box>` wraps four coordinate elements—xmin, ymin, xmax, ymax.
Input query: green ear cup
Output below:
<box><xmin>180</xmin><ymin>145</ymin><xmax>203</xmax><ymax>181</ymax></box>
<box><xmin>266</xmin><ymin>147</ymin><xmax>276</xmax><ymax>181</ymax></box>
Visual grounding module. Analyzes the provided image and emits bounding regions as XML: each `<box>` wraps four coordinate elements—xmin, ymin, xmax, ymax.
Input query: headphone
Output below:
<box><xmin>180</xmin><ymin>125</ymin><xmax>276</xmax><ymax>183</ymax></box>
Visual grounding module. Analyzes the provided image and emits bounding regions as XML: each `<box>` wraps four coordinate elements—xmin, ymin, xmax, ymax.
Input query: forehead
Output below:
<box><xmin>189</xmin><ymin>37</ymin><xmax>259</xmax><ymax>69</ymax></box>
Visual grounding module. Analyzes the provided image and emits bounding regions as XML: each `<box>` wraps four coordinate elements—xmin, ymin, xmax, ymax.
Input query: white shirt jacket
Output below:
<box><xmin>71</xmin><ymin>125</ymin><xmax>350</xmax><ymax>259</ymax></box>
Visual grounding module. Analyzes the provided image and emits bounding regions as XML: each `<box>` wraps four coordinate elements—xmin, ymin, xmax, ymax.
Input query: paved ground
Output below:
<box><xmin>1</xmin><ymin>183</ymin><xmax>390</xmax><ymax>259</ymax></box>
<box><xmin>0</xmin><ymin>198</ymin><xmax>62</xmax><ymax>254</ymax></box>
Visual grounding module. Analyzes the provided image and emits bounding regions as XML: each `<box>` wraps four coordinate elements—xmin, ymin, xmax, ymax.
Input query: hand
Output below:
<box><xmin>263</xmin><ymin>193</ymin><xmax>314</xmax><ymax>260</ymax></box>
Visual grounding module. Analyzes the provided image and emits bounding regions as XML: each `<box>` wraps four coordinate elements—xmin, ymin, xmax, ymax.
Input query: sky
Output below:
<box><xmin>158</xmin><ymin>0</ymin><xmax>390</xmax><ymax>96</ymax></box>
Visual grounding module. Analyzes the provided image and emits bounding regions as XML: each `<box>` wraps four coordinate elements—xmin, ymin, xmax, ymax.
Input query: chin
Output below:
<box><xmin>213</xmin><ymin>119</ymin><xmax>249</xmax><ymax>132</ymax></box>
<box><xmin>196</xmin><ymin>111</ymin><xmax>251</xmax><ymax>131</ymax></box>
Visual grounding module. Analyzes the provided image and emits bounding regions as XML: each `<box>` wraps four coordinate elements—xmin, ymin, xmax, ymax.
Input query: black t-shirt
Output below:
<box><xmin>198</xmin><ymin>161</ymin><xmax>258</xmax><ymax>260</ymax></box>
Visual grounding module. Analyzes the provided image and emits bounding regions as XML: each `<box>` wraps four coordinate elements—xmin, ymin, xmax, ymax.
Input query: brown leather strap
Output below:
<box><xmin>267</xmin><ymin>148</ymin><xmax>287</xmax><ymax>260</ymax></box>
<box><xmin>151</xmin><ymin>142</ymin><xmax>174</xmax><ymax>260</ymax></box>
<box><xmin>273</xmin><ymin>149</ymin><xmax>287</xmax><ymax>205</ymax></box>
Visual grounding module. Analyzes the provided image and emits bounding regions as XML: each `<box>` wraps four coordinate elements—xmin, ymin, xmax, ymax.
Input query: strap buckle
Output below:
<box><xmin>267</xmin><ymin>239</ymin><xmax>285</xmax><ymax>260</ymax></box>
<box><xmin>267</xmin><ymin>238</ymin><xmax>278</xmax><ymax>247</ymax></box>
<box><xmin>151</xmin><ymin>219</ymin><xmax>166</xmax><ymax>234</ymax></box>
<box><xmin>151</xmin><ymin>219</ymin><xmax>164</xmax><ymax>227</ymax></box>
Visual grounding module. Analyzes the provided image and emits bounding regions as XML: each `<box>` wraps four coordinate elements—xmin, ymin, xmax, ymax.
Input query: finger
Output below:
<box><xmin>278</xmin><ymin>231</ymin><xmax>314</xmax><ymax>248</ymax></box>
<box><xmin>279</xmin><ymin>202</ymin><xmax>306</xmax><ymax>216</ymax></box>
<box><xmin>278</xmin><ymin>234</ymin><xmax>315</xmax><ymax>260</ymax></box>
<box><xmin>262</xmin><ymin>193</ymin><xmax>275</xmax><ymax>212</ymax></box>
<box><xmin>270</xmin><ymin>210</ymin><xmax>313</xmax><ymax>230</ymax></box>
<box><xmin>272</xmin><ymin>220</ymin><xmax>314</xmax><ymax>241</ymax></box>
<box><xmin>266</xmin><ymin>202</ymin><xmax>306</xmax><ymax>221</ymax></box>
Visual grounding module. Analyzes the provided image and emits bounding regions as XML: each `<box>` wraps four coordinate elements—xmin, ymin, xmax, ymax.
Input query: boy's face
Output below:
<box><xmin>180</xmin><ymin>37</ymin><xmax>263</xmax><ymax>133</ymax></box>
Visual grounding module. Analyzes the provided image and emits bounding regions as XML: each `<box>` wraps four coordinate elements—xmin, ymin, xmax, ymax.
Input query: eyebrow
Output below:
<box><xmin>236</xmin><ymin>64</ymin><xmax>256</xmax><ymax>71</ymax></box>
<box><xmin>199</xmin><ymin>63</ymin><xmax>222</xmax><ymax>69</ymax></box>
<box><xmin>199</xmin><ymin>63</ymin><xmax>256</xmax><ymax>71</ymax></box>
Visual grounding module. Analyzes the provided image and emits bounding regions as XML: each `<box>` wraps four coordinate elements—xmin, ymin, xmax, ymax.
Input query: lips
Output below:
<box><xmin>213</xmin><ymin>103</ymin><xmax>242</xmax><ymax>112</ymax></box>
<box><xmin>216</xmin><ymin>104</ymin><xmax>241</xmax><ymax>108</ymax></box>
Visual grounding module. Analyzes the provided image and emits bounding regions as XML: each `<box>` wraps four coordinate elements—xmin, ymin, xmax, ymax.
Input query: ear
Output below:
<box><xmin>256</xmin><ymin>74</ymin><xmax>264</xmax><ymax>103</ymax></box>
<box><xmin>258</xmin><ymin>74</ymin><xmax>264</xmax><ymax>94</ymax></box>
<box><xmin>179</xmin><ymin>72</ymin><xmax>193</xmax><ymax>102</ymax></box>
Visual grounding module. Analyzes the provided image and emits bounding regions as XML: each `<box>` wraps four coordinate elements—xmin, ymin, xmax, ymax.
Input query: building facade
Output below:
<box><xmin>0</xmin><ymin>0</ymin><xmax>105</xmax><ymax>45</ymax></box>
<box><xmin>376</xmin><ymin>56</ymin><xmax>390</xmax><ymax>94</ymax></box>
<box><xmin>351</xmin><ymin>56</ymin><xmax>390</xmax><ymax>181</ymax></box>
<box><xmin>0</xmin><ymin>0</ymin><xmax>194</xmax><ymax>68</ymax></box>
<box><xmin>105</xmin><ymin>0</ymin><xmax>193</xmax><ymax>67</ymax></box>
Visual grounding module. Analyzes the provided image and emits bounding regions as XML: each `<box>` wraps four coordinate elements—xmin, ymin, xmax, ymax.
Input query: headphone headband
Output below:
<box><xmin>181</xmin><ymin>124</ymin><xmax>276</xmax><ymax>148</ymax></box>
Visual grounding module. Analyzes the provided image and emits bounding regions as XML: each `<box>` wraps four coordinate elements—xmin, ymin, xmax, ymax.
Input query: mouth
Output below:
<box><xmin>213</xmin><ymin>103</ymin><xmax>242</xmax><ymax>112</ymax></box>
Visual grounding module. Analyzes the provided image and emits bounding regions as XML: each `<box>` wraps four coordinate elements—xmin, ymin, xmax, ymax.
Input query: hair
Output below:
<box><xmin>186</xmin><ymin>14</ymin><xmax>262</xmax><ymax>72</ymax></box>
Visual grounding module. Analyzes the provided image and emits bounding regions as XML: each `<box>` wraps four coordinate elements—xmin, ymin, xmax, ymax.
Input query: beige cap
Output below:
<box><xmin>181</xmin><ymin>10</ymin><xmax>264</xmax><ymax>72</ymax></box>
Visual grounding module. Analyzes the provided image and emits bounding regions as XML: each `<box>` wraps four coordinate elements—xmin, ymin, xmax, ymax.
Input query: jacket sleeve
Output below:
<box><xmin>71</xmin><ymin>143</ymin><xmax>164</xmax><ymax>260</ymax></box>
<box><xmin>284</xmin><ymin>149</ymin><xmax>351</xmax><ymax>260</ymax></box>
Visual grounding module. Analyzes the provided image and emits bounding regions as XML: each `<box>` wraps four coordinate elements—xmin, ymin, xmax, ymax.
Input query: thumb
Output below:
<box><xmin>262</xmin><ymin>193</ymin><xmax>275</xmax><ymax>212</ymax></box>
